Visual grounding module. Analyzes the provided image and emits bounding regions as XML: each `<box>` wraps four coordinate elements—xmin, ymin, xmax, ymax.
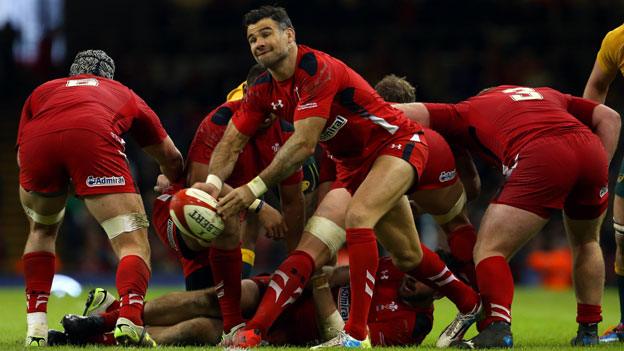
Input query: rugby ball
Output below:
<box><xmin>169</xmin><ymin>188</ymin><xmax>224</xmax><ymax>244</ymax></box>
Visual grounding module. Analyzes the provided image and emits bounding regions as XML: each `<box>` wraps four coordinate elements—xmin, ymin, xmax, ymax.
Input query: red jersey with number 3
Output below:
<box><xmin>424</xmin><ymin>86</ymin><xmax>598</xmax><ymax>171</ymax></box>
<box><xmin>232</xmin><ymin>45</ymin><xmax>423</xmax><ymax>166</ymax></box>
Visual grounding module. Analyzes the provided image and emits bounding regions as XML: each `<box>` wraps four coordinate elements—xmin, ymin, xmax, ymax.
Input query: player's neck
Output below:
<box><xmin>269</xmin><ymin>44</ymin><xmax>298</xmax><ymax>81</ymax></box>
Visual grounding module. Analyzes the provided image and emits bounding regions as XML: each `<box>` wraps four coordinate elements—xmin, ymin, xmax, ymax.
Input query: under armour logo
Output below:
<box><xmin>380</xmin><ymin>270</ymin><xmax>390</xmax><ymax>280</ymax></box>
<box><xmin>390</xmin><ymin>143</ymin><xmax>402</xmax><ymax>150</ymax></box>
<box><xmin>271</xmin><ymin>99</ymin><xmax>284</xmax><ymax>110</ymax></box>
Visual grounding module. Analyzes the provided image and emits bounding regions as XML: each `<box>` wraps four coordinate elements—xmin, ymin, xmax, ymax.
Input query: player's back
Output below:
<box><xmin>19</xmin><ymin>74</ymin><xmax>140</xmax><ymax>140</ymax></box>
<box><xmin>458</xmin><ymin>85</ymin><xmax>591</xmax><ymax>163</ymax></box>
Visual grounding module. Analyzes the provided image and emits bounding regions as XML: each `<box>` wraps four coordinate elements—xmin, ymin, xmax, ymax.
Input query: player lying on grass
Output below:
<box><xmin>50</xmin><ymin>257</ymin><xmax>436</xmax><ymax>346</ymax></box>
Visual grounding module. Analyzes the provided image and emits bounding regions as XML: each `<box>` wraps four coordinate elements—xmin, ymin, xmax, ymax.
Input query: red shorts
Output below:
<box><xmin>318</xmin><ymin>150</ymin><xmax>337</xmax><ymax>184</ymax></box>
<box><xmin>19</xmin><ymin>129</ymin><xmax>137</xmax><ymax>196</ymax></box>
<box><xmin>493</xmin><ymin>132</ymin><xmax>609</xmax><ymax>219</ymax></box>
<box><xmin>152</xmin><ymin>188</ymin><xmax>211</xmax><ymax>278</ymax></box>
<box><xmin>333</xmin><ymin>132</ymin><xmax>429</xmax><ymax>195</ymax></box>
<box><xmin>416</xmin><ymin>129</ymin><xmax>457</xmax><ymax>191</ymax></box>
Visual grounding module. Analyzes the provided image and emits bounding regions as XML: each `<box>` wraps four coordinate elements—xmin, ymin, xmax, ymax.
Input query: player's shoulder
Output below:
<box><xmin>295</xmin><ymin>45</ymin><xmax>340</xmax><ymax>78</ymax></box>
<box><xmin>603</xmin><ymin>23</ymin><xmax>624</xmax><ymax>45</ymax></box>
<box><xmin>203</xmin><ymin>100</ymin><xmax>240</xmax><ymax>127</ymax></box>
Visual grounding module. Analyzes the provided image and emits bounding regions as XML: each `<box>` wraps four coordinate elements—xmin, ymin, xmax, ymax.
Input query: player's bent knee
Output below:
<box><xmin>305</xmin><ymin>216</ymin><xmax>345</xmax><ymax>258</ymax></box>
<box><xmin>391</xmin><ymin>250</ymin><xmax>423</xmax><ymax>272</ymax></box>
<box><xmin>101</xmin><ymin>213</ymin><xmax>149</xmax><ymax>239</ymax></box>
<box><xmin>22</xmin><ymin>204</ymin><xmax>65</xmax><ymax>226</ymax></box>
<box><xmin>433</xmin><ymin>191</ymin><xmax>466</xmax><ymax>225</ymax></box>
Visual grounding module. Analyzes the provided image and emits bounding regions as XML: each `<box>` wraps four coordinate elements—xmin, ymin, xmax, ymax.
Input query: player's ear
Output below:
<box><xmin>286</xmin><ymin>27</ymin><xmax>296</xmax><ymax>44</ymax></box>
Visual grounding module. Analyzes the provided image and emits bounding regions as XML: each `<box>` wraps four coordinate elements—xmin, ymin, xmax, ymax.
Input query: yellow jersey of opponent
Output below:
<box><xmin>597</xmin><ymin>23</ymin><xmax>624</xmax><ymax>76</ymax></box>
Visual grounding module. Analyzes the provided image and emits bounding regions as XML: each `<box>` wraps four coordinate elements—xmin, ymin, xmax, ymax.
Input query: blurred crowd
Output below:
<box><xmin>1</xmin><ymin>0</ymin><xmax>624</xmax><ymax>286</ymax></box>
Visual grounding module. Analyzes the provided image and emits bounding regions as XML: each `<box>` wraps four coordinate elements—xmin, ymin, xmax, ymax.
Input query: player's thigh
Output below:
<box><xmin>83</xmin><ymin>193</ymin><xmax>146</xmax><ymax>221</ymax></box>
<box><xmin>563</xmin><ymin>210</ymin><xmax>606</xmax><ymax>247</ymax></box>
<box><xmin>410</xmin><ymin>180</ymin><xmax>464</xmax><ymax>216</ymax></box>
<box><xmin>375</xmin><ymin>196</ymin><xmax>423</xmax><ymax>268</ymax></box>
<box><xmin>347</xmin><ymin>155</ymin><xmax>416</xmax><ymax>228</ymax></box>
<box><xmin>474</xmin><ymin>203</ymin><xmax>548</xmax><ymax>263</ymax></box>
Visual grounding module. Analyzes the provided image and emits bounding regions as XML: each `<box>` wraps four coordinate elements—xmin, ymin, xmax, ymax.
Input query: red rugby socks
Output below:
<box><xmin>476</xmin><ymin>256</ymin><xmax>513</xmax><ymax>327</ymax></box>
<box><xmin>577</xmin><ymin>303</ymin><xmax>602</xmax><ymax>324</ymax></box>
<box><xmin>344</xmin><ymin>228</ymin><xmax>379</xmax><ymax>341</ymax></box>
<box><xmin>116</xmin><ymin>255</ymin><xmax>150</xmax><ymax>326</ymax></box>
<box><xmin>24</xmin><ymin>251</ymin><xmax>55</xmax><ymax>314</ymax></box>
<box><xmin>447</xmin><ymin>224</ymin><xmax>477</xmax><ymax>286</ymax></box>
<box><xmin>210</xmin><ymin>246</ymin><xmax>243</xmax><ymax>333</ymax></box>
<box><xmin>246</xmin><ymin>250</ymin><xmax>315</xmax><ymax>336</ymax></box>
<box><xmin>409</xmin><ymin>244</ymin><xmax>478</xmax><ymax>313</ymax></box>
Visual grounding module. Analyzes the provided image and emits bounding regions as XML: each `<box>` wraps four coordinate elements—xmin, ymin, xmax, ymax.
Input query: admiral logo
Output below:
<box><xmin>320</xmin><ymin>115</ymin><xmax>348</xmax><ymax>142</ymax></box>
<box><xmin>189</xmin><ymin>209</ymin><xmax>219</xmax><ymax>232</ymax></box>
<box><xmin>337</xmin><ymin>286</ymin><xmax>351</xmax><ymax>320</ymax></box>
<box><xmin>439</xmin><ymin>170</ymin><xmax>457</xmax><ymax>183</ymax></box>
<box><xmin>66</xmin><ymin>78</ymin><xmax>99</xmax><ymax>87</ymax></box>
<box><xmin>297</xmin><ymin>102</ymin><xmax>318</xmax><ymax>111</ymax></box>
<box><xmin>86</xmin><ymin>176</ymin><xmax>126</xmax><ymax>187</ymax></box>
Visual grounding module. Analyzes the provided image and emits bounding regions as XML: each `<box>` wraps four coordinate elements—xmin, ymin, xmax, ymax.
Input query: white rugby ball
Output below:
<box><xmin>169</xmin><ymin>188</ymin><xmax>224</xmax><ymax>244</ymax></box>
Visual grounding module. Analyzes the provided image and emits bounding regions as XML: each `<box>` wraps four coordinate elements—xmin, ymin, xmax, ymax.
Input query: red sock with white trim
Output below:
<box><xmin>210</xmin><ymin>246</ymin><xmax>244</xmax><ymax>333</ymax></box>
<box><xmin>476</xmin><ymin>256</ymin><xmax>513</xmax><ymax>327</ymax></box>
<box><xmin>246</xmin><ymin>250</ymin><xmax>315</xmax><ymax>336</ymax></box>
<box><xmin>344</xmin><ymin>228</ymin><xmax>379</xmax><ymax>341</ymax></box>
<box><xmin>116</xmin><ymin>255</ymin><xmax>150</xmax><ymax>326</ymax></box>
<box><xmin>408</xmin><ymin>244</ymin><xmax>478</xmax><ymax>313</ymax></box>
<box><xmin>24</xmin><ymin>251</ymin><xmax>55</xmax><ymax>339</ymax></box>
<box><xmin>447</xmin><ymin>224</ymin><xmax>477</xmax><ymax>286</ymax></box>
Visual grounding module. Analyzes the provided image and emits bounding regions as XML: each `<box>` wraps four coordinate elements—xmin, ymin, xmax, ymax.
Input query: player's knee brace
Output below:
<box><xmin>22</xmin><ymin>204</ymin><xmax>65</xmax><ymax>225</ymax></box>
<box><xmin>101</xmin><ymin>213</ymin><xmax>149</xmax><ymax>239</ymax></box>
<box><xmin>433</xmin><ymin>190</ymin><xmax>467</xmax><ymax>225</ymax></box>
<box><xmin>305</xmin><ymin>216</ymin><xmax>345</xmax><ymax>257</ymax></box>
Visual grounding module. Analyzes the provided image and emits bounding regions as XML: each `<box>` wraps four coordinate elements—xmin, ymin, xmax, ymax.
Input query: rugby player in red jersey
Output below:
<box><xmin>199</xmin><ymin>6</ymin><xmax>480</xmax><ymax>348</ymax></box>
<box><xmin>17</xmin><ymin>50</ymin><xmax>184</xmax><ymax>347</ymax></box>
<box><xmin>397</xmin><ymin>85</ymin><xmax>621</xmax><ymax>347</ymax></box>
<box><xmin>51</xmin><ymin>257</ymin><xmax>436</xmax><ymax>347</ymax></box>
<box><xmin>150</xmin><ymin>66</ymin><xmax>306</xmax><ymax>342</ymax></box>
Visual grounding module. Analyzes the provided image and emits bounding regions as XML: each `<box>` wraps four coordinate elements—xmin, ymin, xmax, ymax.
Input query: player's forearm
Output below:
<box><xmin>583</xmin><ymin>85</ymin><xmax>609</xmax><ymax>104</ymax></box>
<box><xmin>259</xmin><ymin>138</ymin><xmax>315</xmax><ymax>188</ymax></box>
<box><xmin>311</xmin><ymin>273</ymin><xmax>344</xmax><ymax>340</ymax></box>
<box><xmin>207</xmin><ymin>141</ymin><xmax>241</xmax><ymax>182</ymax></box>
<box><xmin>393</xmin><ymin>102</ymin><xmax>431</xmax><ymax>127</ymax></box>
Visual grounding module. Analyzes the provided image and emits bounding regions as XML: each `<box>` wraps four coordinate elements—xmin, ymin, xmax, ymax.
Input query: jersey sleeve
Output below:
<box><xmin>423</xmin><ymin>103</ymin><xmax>465</xmax><ymax>139</ymax></box>
<box><xmin>565</xmin><ymin>95</ymin><xmax>599</xmax><ymax>127</ymax></box>
<box><xmin>596</xmin><ymin>26</ymin><xmax>624</xmax><ymax>75</ymax></box>
<box><xmin>186</xmin><ymin>110</ymin><xmax>229</xmax><ymax>164</ymax></box>
<box><xmin>293</xmin><ymin>59</ymin><xmax>339</xmax><ymax>121</ymax></box>
<box><xmin>129</xmin><ymin>92</ymin><xmax>168</xmax><ymax>147</ymax></box>
<box><xmin>231</xmin><ymin>87</ymin><xmax>267</xmax><ymax>136</ymax></box>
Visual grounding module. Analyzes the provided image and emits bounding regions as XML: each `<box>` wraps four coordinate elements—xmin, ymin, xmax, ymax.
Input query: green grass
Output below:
<box><xmin>1</xmin><ymin>286</ymin><xmax>623</xmax><ymax>350</ymax></box>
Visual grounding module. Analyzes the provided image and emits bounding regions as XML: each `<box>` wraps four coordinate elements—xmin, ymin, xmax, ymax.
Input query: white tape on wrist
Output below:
<box><xmin>247</xmin><ymin>176</ymin><xmax>268</xmax><ymax>197</ymax></box>
<box><xmin>248</xmin><ymin>199</ymin><xmax>264</xmax><ymax>213</ymax></box>
<box><xmin>205</xmin><ymin>174</ymin><xmax>223</xmax><ymax>193</ymax></box>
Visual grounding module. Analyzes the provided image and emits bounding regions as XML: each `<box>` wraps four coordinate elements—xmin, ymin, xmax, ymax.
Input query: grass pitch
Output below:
<box><xmin>1</xmin><ymin>286</ymin><xmax>623</xmax><ymax>350</ymax></box>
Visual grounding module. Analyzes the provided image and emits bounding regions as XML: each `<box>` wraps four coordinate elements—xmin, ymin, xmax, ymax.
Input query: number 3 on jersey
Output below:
<box><xmin>502</xmin><ymin>87</ymin><xmax>543</xmax><ymax>101</ymax></box>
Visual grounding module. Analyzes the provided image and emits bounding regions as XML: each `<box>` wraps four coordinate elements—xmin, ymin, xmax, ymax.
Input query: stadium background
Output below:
<box><xmin>1</xmin><ymin>0</ymin><xmax>623</xmax><ymax>289</ymax></box>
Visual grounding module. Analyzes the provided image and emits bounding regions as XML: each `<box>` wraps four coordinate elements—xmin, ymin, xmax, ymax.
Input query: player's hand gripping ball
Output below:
<box><xmin>169</xmin><ymin>188</ymin><xmax>224</xmax><ymax>245</ymax></box>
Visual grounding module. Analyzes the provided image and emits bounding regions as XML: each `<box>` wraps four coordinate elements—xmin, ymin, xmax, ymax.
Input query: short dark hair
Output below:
<box><xmin>243</xmin><ymin>6</ymin><xmax>293</xmax><ymax>31</ymax></box>
<box><xmin>374</xmin><ymin>74</ymin><xmax>417</xmax><ymax>103</ymax></box>
<box><xmin>246</xmin><ymin>63</ymin><xmax>266</xmax><ymax>85</ymax></box>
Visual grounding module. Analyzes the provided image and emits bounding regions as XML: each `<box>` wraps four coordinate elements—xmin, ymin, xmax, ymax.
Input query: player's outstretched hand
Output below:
<box><xmin>153</xmin><ymin>174</ymin><xmax>171</xmax><ymax>193</ymax></box>
<box><xmin>258</xmin><ymin>204</ymin><xmax>288</xmax><ymax>240</ymax></box>
<box><xmin>218</xmin><ymin>185</ymin><xmax>255</xmax><ymax>218</ymax></box>
<box><xmin>192</xmin><ymin>182</ymin><xmax>221</xmax><ymax>199</ymax></box>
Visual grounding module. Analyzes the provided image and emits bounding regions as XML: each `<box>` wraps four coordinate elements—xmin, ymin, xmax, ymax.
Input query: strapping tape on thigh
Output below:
<box><xmin>304</xmin><ymin>215</ymin><xmax>346</xmax><ymax>257</ymax></box>
<box><xmin>614</xmin><ymin>220</ymin><xmax>624</xmax><ymax>238</ymax></box>
<box><xmin>101</xmin><ymin>213</ymin><xmax>149</xmax><ymax>239</ymax></box>
<box><xmin>433</xmin><ymin>190</ymin><xmax>467</xmax><ymax>224</ymax></box>
<box><xmin>22</xmin><ymin>205</ymin><xmax>65</xmax><ymax>225</ymax></box>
